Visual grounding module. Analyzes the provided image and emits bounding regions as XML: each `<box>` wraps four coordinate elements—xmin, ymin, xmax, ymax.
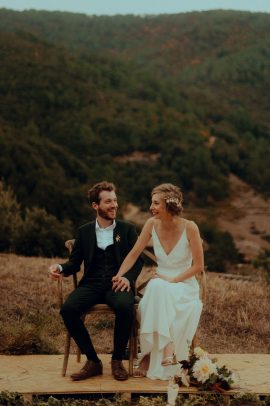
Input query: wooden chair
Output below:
<box><xmin>58</xmin><ymin>239</ymin><xmax>156</xmax><ymax>377</ymax></box>
<box><xmin>58</xmin><ymin>239</ymin><xmax>206</xmax><ymax>376</ymax></box>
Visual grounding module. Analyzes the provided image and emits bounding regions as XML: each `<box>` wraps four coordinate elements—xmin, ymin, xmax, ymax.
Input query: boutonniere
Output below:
<box><xmin>115</xmin><ymin>234</ymin><xmax>121</xmax><ymax>243</ymax></box>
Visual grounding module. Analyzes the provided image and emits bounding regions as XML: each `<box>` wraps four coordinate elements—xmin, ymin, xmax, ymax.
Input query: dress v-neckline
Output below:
<box><xmin>153</xmin><ymin>222</ymin><xmax>186</xmax><ymax>257</ymax></box>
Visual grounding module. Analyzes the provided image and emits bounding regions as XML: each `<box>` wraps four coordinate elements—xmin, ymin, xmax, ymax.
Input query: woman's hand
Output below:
<box><xmin>152</xmin><ymin>272</ymin><xmax>174</xmax><ymax>283</ymax></box>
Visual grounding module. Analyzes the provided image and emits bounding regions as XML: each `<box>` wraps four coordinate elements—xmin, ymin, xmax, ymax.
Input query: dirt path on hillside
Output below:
<box><xmin>122</xmin><ymin>203</ymin><xmax>151</xmax><ymax>227</ymax></box>
<box><xmin>216</xmin><ymin>174</ymin><xmax>270</xmax><ymax>261</ymax></box>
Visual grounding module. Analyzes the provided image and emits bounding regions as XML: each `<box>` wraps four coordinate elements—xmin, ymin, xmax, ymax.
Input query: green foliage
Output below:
<box><xmin>137</xmin><ymin>396</ymin><xmax>166</xmax><ymax>405</ymax></box>
<box><xmin>0</xmin><ymin>181</ymin><xmax>73</xmax><ymax>256</ymax></box>
<box><xmin>200</xmin><ymin>223</ymin><xmax>240</xmax><ymax>272</ymax></box>
<box><xmin>0</xmin><ymin>392</ymin><xmax>129</xmax><ymax>406</ymax></box>
<box><xmin>0</xmin><ymin>9</ymin><xmax>270</xmax><ymax>258</ymax></box>
<box><xmin>33</xmin><ymin>394</ymin><xmax>129</xmax><ymax>406</ymax></box>
<box><xmin>230</xmin><ymin>393</ymin><xmax>264</xmax><ymax>405</ymax></box>
<box><xmin>14</xmin><ymin>207</ymin><xmax>72</xmax><ymax>257</ymax></box>
<box><xmin>0</xmin><ymin>181</ymin><xmax>21</xmax><ymax>251</ymax></box>
<box><xmin>0</xmin><ymin>391</ymin><xmax>29</xmax><ymax>406</ymax></box>
<box><xmin>0</xmin><ymin>391</ymin><xmax>268</xmax><ymax>405</ymax></box>
<box><xmin>253</xmin><ymin>250</ymin><xmax>270</xmax><ymax>282</ymax></box>
<box><xmin>136</xmin><ymin>394</ymin><xmax>270</xmax><ymax>406</ymax></box>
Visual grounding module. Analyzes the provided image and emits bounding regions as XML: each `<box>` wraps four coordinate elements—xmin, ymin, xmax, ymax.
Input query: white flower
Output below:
<box><xmin>229</xmin><ymin>372</ymin><xmax>240</xmax><ymax>388</ymax></box>
<box><xmin>192</xmin><ymin>358</ymin><xmax>218</xmax><ymax>383</ymax></box>
<box><xmin>165</xmin><ymin>197</ymin><xmax>181</xmax><ymax>207</ymax></box>
<box><xmin>194</xmin><ymin>347</ymin><xmax>208</xmax><ymax>358</ymax></box>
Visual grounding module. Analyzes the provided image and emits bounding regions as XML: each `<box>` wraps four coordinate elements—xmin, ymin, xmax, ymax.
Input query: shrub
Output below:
<box><xmin>253</xmin><ymin>250</ymin><xmax>270</xmax><ymax>282</ymax></box>
<box><xmin>0</xmin><ymin>391</ymin><xmax>29</xmax><ymax>406</ymax></box>
<box><xmin>14</xmin><ymin>207</ymin><xmax>72</xmax><ymax>257</ymax></box>
<box><xmin>200</xmin><ymin>222</ymin><xmax>240</xmax><ymax>272</ymax></box>
<box><xmin>0</xmin><ymin>181</ymin><xmax>22</xmax><ymax>251</ymax></box>
<box><xmin>0</xmin><ymin>322</ymin><xmax>57</xmax><ymax>355</ymax></box>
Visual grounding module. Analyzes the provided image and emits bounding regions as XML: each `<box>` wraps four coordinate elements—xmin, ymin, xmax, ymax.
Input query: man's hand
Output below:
<box><xmin>48</xmin><ymin>264</ymin><xmax>61</xmax><ymax>281</ymax></box>
<box><xmin>112</xmin><ymin>275</ymin><xmax>130</xmax><ymax>292</ymax></box>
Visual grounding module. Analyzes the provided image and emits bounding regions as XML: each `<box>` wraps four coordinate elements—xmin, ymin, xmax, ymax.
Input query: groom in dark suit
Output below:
<box><xmin>49</xmin><ymin>181</ymin><xmax>143</xmax><ymax>381</ymax></box>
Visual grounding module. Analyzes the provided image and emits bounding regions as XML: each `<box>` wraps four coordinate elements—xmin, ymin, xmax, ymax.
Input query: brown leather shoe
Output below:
<box><xmin>111</xmin><ymin>360</ymin><xmax>129</xmax><ymax>381</ymax></box>
<box><xmin>71</xmin><ymin>360</ymin><xmax>103</xmax><ymax>381</ymax></box>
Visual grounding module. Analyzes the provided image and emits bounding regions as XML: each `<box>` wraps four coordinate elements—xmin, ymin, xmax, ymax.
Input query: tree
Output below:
<box><xmin>14</xmin><ymin>207</ymin><xmax>72</xmax><ymax>257</ymax></box>
<box><xmin>0</xmin><ymin>181</ymin><xmax>21</xmax><ymax>251</ymax></box>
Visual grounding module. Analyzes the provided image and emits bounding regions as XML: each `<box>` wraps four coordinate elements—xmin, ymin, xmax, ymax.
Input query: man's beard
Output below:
<box><xmin>97</xmin><ymin>207</ymin><xmax>116</xmax><ymax>220</ymax></box>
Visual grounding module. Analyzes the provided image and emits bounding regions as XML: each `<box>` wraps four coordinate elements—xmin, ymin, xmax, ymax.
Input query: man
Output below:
<box><xmin>49</xmin><ymin>181</ymin><xmax>143</xmax><ymax>381</ymax></box>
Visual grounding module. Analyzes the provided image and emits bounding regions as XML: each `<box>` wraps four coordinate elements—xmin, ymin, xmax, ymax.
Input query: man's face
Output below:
<box><xmin>92</xmin><ymin>190</ymin><xmax>118</xmax><ymax>221</ymax></box>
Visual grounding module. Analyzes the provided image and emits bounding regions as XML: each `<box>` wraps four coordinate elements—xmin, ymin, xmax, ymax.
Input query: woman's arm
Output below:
<box><xmin>114</xmin><ymin>218</ymin><xmax>153</xmax><ymax>279</ymax></box>
<box><xmin>157</xmin><ymin>220</ymin><xmax>204</xmax><ymax>283</ymax></box>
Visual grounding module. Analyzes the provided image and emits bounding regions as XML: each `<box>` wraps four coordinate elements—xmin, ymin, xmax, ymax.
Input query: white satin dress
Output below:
<box><xmin>137</xmin><ymin>222</ymin><xmax>203</xmax><ymax>380</ymax></box>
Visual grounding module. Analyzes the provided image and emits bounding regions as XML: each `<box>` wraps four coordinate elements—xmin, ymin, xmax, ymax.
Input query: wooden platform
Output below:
<box><xmin>0</xmin><ymin>354</ymin><xmax>270</xmax><ymax>400</ymax></box>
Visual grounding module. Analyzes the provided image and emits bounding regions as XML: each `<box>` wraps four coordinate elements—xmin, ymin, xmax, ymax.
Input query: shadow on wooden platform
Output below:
<box><xmin>0</xmin><ymin>354</ymin><xmax>270</xmax><ymax>400</ymax></box>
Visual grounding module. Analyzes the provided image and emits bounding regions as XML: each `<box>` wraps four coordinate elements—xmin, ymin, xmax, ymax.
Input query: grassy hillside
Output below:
<box><xmin>0</xmin><ymin>9</ymin><xmax>269</xmax><ymax>262</ymax></box>
<box><xmin>0</xmin><ymin>253</ymin><xmax>269</xmax><ymax>356</ymax></box>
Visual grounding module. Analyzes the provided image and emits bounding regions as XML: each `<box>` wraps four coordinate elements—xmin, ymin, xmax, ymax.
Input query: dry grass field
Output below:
<box><xmin>0</xmin><ymin>253</ymin><xmax>269</xmax><ymax>356</ymax></box>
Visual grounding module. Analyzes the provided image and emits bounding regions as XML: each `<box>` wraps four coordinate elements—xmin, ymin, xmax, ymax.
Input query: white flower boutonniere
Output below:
<box><xmin>115</xmin><ymin>234</ymin><xmax>121</xmax><ymax>243</ymax></box>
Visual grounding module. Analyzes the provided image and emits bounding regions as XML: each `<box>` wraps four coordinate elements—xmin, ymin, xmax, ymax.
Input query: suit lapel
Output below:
<box><xmin>113</xmin><ymin>221</ymin><xmax>121</xmax><ymax>265</ymax></box>
<box><xmin>88</xmin><ymin>221</ymin><xmax>97</xmax><ymax>263</ymax></box>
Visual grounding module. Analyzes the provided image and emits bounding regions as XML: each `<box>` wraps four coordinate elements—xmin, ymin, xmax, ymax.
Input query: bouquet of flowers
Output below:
<box><xmin>174</xmin><ymin>347</ymin><xmax>239</xmax><ymax>393</ymax></box>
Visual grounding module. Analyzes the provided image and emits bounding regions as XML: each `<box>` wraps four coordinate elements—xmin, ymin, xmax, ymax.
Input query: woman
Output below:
<box><xmin>112</xmin><ymin>183</ymin><xmax>204</xmax><ymax>380</ymax></box>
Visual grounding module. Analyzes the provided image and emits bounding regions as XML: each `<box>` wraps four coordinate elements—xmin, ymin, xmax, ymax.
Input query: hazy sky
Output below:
<box><xmin>0</xmin><ymin>0</ymin><xmax>270</xmax><ymax>15</ymax></box>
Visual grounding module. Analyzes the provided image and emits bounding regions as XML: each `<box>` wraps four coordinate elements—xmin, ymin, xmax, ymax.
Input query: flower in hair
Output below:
<box><xmin>165</xmin><ymin>197</ymin><xmax>181</xmax><ymax>207</ymax></box>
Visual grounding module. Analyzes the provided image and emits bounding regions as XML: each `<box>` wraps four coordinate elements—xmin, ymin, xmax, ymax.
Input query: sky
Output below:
<box><xmin>0</xmin><ymin>0</ymin><xmax>270</xmax><ymax>15</ymax></box>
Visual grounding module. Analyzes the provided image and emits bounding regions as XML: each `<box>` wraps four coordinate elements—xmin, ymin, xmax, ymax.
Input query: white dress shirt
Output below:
<box><xmin>58</xmin><ymin>219</ymin><xmax>116</xmax><ymax>272</ymax></box>
<box><xmin>95</xmin><ymin>219</ymin><xmax>116</xmax><ymax>250</ymax></box>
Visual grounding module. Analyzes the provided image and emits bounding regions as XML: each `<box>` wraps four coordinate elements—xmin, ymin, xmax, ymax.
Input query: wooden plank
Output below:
<box><xmin>0</xmin><ymin>354</ymin><xmax>269</xmax><ymax>396</ymax></box>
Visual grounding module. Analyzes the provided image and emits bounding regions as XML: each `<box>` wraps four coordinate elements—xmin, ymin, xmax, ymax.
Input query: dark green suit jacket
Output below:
<box><xmin>61</xmin><ymin>219</ymin><xmax>144</xmax><ymax>285</ymax></box>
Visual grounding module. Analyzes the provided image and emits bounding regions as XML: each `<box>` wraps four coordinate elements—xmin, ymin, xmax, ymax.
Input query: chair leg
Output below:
<box><xmin>128</xmin><ymin>328</ymin><xmax>134</xmax><ymax>377</ymax></box>
<box><xmin>62</xmin><ymin>332</ymin><xmax>71</xmax><ymax>376</ymax></box>
<box><xmin>191</xmin><ymin>331</ymin><xmax>199</xmax><ymax>349</ymax></box>
<box><xmin>129</xmin><ymin>308</ymin><xmax>139</xmax><ymax>376</ymax></box>
<box><xmin>77</xmin><ymin>346</ymin><xmax>81</xmax><ymax>363</ymax></box>
<box><xmin>133</xmin><ymin>321</ymin><xmax>139</xmax><ymax>359</ymax></box>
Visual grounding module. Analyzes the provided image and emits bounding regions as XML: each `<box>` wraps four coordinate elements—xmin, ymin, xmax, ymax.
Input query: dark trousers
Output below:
<box><xmin>60</xmin><ymin>278</ymin><xmax>134</xmax><ymax>361</ymax></box>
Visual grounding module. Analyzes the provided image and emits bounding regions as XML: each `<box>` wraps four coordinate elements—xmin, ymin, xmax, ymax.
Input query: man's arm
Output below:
<box><xmin>49</xmin><ymin>230</ymin><xmax>83</xmax><ymax>279</ymax></box>
<box><xmin>60</xmin><ymin>230</ymin><xmax>83</xmax><ymax>276</ymax></box>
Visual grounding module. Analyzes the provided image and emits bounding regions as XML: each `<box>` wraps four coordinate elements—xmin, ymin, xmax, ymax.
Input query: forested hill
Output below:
<box><xmin>0</xmin><ymin>9</ymin><xmax>270</xmax><ymax>258</ymax></box>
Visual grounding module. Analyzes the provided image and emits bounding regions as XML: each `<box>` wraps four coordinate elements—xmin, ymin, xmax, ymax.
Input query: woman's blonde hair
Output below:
<box><xmin>151</xmin><ymin>183</ymin><xmax>183</xmax><ymax>216</ymax></box>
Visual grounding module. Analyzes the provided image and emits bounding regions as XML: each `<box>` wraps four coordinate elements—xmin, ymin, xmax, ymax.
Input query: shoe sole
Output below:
<box><xmin>133</xmin><ymin>372</ymin><xmax>146</xmax><ymax>378</ymax></box>
<box><xmin>71</xmin><ymin>371</ymin><xmax>103</xmax><ymax>381</ymax></box>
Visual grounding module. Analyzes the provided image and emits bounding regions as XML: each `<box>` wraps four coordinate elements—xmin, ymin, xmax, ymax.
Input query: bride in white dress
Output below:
<box><xmin>112</xmin><ymin>183</ymin><xmax>204</xmax><ymax>380</ymax></box>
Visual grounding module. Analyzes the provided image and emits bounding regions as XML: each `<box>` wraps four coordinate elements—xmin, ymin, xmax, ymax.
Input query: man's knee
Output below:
<box><xmin>113</xmin><ymin>294</ymin><xmax>134</xmax><ymax>316</ymax></box>
<box><xmin>60</xmin><ymin>302</ymin><xmax>78</xmax><ymax>321</ymax></box>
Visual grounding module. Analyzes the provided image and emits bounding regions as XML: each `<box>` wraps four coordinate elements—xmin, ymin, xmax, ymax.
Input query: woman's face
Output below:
<box><xmin>150</xmin><ymin>193</ymin><xmax>167</xmax><ymax>218</ymax></box>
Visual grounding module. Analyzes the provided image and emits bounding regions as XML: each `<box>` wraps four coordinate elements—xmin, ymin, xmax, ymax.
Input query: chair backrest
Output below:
<box><xmin>64</xmin><ymin>239</ymin><xmax>78</xmax><ymax>289</ymax></box>
<box><xmin>196</xmin><ymin>268</ymin><xmax>207</xmax><ymax>304</ymax></box>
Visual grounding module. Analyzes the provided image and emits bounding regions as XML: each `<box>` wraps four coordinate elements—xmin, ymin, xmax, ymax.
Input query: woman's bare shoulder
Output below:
<box><xmin>184</xmin><ymin>219</ymin><xmax>199</xmax><ymax>234</ymax></box>
<box><xmin>142</xmin><ymin>217</ymin><xmax>155</xmax><ymax>232</ymax></box>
